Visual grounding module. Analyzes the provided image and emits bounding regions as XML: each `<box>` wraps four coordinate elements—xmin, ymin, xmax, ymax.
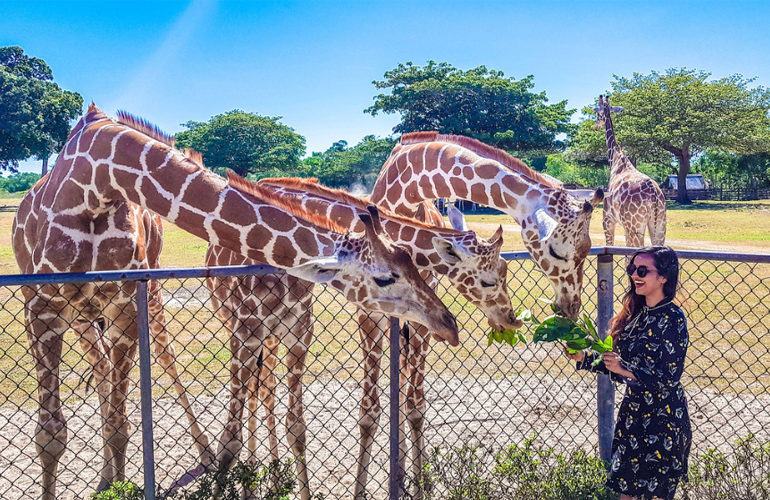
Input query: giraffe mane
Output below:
<box><xmin>259</xmin><ymin>177</ymin><xmax>467</xmax><ymax>233</ymax></box>
<box><xmin>399</xmin><ymin>132</ymin><xmax>560</xmax><ymax>188</ymax></box>
<box><xmin>115</xmin><ymin>110</ymin><xmax>176</xmax><ymax>148</ymax></box>
<box><xmin>226</xmin><ymin>172</ymin><xmax>347</xmax><ymax>234</ymax></box>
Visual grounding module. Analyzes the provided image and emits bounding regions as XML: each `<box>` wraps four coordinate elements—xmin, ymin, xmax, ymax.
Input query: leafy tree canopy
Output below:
<box><xmin>570</xmin><ymin>68</ymin><xmax>770</xmax><ymax>203</ymax></box>
<box><xmin>0</xmin><ymin>46</ymin><xmax>83</xmax><ymax>172</ymax></box>
<box><xmin>693</xmin><ymin>151</ymin><xmax>770</xmax><ymax>189</ymax></box>
<box><xmin>0</xmin><ymin>171</ymin><xmax>41</xmax><ymax>193</ymax></box>
<box><xmin>365</xmin><ymin>61</ymin><xmax>574</xmax><ymax>155</ymax></box>
<box><xmin>302</xmin><ymin>135</ymin><xmax>397</xmax><ymax>190</ymax></box>
<box><xmin>175</xmin><ymin>110</ymin><xmax>306</xmax><ymax>178</ymax></box>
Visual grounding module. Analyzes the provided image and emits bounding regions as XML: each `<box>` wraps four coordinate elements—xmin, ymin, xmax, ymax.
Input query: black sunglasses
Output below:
<box><xmin>626</xmin><ymin>263</ymin><xmax>656</xmax><ymax>278</ymax></box>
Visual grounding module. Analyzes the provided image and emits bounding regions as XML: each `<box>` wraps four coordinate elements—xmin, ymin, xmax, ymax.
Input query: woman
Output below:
<box><xmin>565</xmin><ymin>246</ymin><xmax>691</xmax><ymax>500</ymax></box>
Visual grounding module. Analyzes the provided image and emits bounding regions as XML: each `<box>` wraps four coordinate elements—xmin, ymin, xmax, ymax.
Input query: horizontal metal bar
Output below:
<box><xmin>1</xmin><ymin>247</ymin><xmax>767</xmax><ymax>288</ymax></box>
<box><xmin>0</xmin><ymin>264</ymin><xmax>283</xmax><ymax>287</ymax></box>
<box><xmin>503</xmin><ymin>246</ymin><xmax>770</xmax><ymax>264</ymax></box>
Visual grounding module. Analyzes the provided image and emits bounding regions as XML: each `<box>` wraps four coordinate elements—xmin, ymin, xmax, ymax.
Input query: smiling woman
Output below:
<box><xmin>564</xmin><ymin>246</ymin><xmax>691</xmax><ymax>500</ymax></box>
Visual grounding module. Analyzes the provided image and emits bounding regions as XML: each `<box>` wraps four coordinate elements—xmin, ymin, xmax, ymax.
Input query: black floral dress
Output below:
<box><xmin>578</xmin><ymin>301</ymin><xmax>691</xmax><ymax>500</ymax></box>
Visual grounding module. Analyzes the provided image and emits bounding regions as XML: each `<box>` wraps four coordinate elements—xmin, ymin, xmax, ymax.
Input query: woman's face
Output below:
<box><xmin>627</xmin><ymin>253</ymin><xmax>667</xmax><ymax>298</ymax></box>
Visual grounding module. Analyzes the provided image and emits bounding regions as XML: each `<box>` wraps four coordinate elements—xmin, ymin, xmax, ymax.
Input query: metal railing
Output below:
<box><xmin>0</xmin><ymin>247</ymin><xmax>768</xmax><ymax>499</ymax></box>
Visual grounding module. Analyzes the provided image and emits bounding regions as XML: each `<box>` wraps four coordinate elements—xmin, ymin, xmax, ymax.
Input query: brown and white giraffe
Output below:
<box><xmin>594</xmin><ymin>95</ymin><xmax>667</xmax><ymax>247</ymax></box>
<box><xmin>365</xmin><ymin>132</ymin><xmax>603</xmax><ymax>498</ymax></box>
<box><xmin>206</xmin><ymin>173</ymin><xmax>519</xmax><ymax>500</ymax></box>
<box><xmin>11</xmin><ymin>105</ymin><xmax>458</xmax><ymax>500</ymax></box>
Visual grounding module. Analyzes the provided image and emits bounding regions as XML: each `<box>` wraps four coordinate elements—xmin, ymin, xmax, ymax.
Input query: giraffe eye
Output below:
<box><xmin>549</xmin><ymin>246</ymin><xmax>567</xmax><ymax>261</ymax></box>
<box><xmin>374</xmin><ymin>276</ymin><xmax>396</xmax><ymax>287</ymax></box>
<box><xmin>481</xmin><ymin>280</ymin><xmax>496</xmax><ymax>288</ymax></box>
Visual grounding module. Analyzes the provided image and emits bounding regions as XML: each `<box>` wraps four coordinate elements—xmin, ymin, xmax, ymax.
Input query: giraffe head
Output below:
<box><xmin>593</xmin><ymin>95</ymin><xmax>624</xmax><ymax>131</ymax></box>
<box><xmin>287</xmin><ymin>205</ymin><xmax>460</xmax><ymax>345</ymax></box>
<box><xmin>435</xmin><ymin>205</ymin><xmax>522</xmax><ymax>330</ymax></box>
<box><xmin>521</xmin><ymin>189</ymin><xmax>604</xmax><ymax>318</ymax></box>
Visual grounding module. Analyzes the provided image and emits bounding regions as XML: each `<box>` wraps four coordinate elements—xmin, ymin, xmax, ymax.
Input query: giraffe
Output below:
<box><xmin>365</xmin><ymin>132</ymin><xmax>604</xmax><ymax>498</ymax></box>
<box><xmin>207</xmin><ymin>173</ymin><xmax>519</xmax><ymax>500</ymax></box>
<box><xmin>11</xmin><ymin>104</ymin><xmax>458</xmax><ymax>500</ymax></box>
<box><xmin>594</xmin><ymin>95</ymin><xmax>667</xmax><ymax>247</ymax></box>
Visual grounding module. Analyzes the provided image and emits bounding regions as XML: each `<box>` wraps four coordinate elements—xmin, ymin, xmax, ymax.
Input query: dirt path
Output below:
<box><xmin>2</xmin><ymin>371</ymin><xmax>767</xmax><ymax>500</ymax></box>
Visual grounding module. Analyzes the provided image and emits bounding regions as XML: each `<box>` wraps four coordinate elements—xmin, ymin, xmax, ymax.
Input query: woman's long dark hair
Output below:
<box><xmin>608</xmin><ymin>246</ymin><xmax>680</xmax><ymax>340</ymax></box>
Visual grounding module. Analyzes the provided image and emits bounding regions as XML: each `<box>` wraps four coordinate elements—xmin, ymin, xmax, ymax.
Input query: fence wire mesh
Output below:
<box><xmin>0</xmin><ymin>249</ymin><xmax>768</xmax><ymax>499</ymax></box>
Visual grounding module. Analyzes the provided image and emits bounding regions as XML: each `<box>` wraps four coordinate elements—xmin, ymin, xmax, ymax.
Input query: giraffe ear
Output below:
<box><xmin>533</xmin><ymin>208</ymin><xmax>558</xmax><ymax>242</ymax></box>
<box><xmin>285</xmin><ymin>256</ymin><xmax>342</xmax><ymax>284</ymax></box>
<box><xmin>446</xmin><ymin>204</ymin><xmax>469</xmax><ymax>231</ymax></box>
<box><xmin>610</xmin><ymin>106</ymin><xmax>624</xmax><ymax>113</ymax></box>
<box><xmin>432</xmin><ymin>237</ymin><xmax>468</xmax><ymax>264</ymax></box>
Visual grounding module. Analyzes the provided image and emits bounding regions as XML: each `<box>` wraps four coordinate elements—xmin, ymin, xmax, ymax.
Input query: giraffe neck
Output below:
<box><xmin>370</xmin><ymin>142</ymin><xmax>551</xmax><ymax>225</ymax></box>
<box><xmin>259</xmin><ymin>180</ymin><xmax>478</xmax><ymax>277</ymax></box>
<box><xmin>53</xmin><ymin>109</ymin><xmax>345</xmax><ymax>269</ymax></box>
<box><xmin>603</xmin><ymin>108</ymin><xmax>632</xmax><ymax>179</ymax></box>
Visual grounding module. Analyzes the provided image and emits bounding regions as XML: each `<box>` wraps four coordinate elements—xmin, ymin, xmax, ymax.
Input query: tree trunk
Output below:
<box><xmin>677</xmin><ymin>152</ymin><xmax>692</xmax><ymax>205</ymax></box>
<box><xmin>41</xmin><ymin>157</ymin><xmax>48</xmax><ymax>176</ymax></box>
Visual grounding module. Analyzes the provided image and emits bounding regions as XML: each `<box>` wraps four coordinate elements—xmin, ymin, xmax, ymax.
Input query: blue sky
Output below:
<box><xmin>2</xmin><ymin>0</ymin><xmax>769</xmax><ymax>174</ymax></box>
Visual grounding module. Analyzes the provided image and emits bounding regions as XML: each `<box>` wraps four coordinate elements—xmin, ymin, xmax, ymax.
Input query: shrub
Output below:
<box><xmin>419</xmin><ymin>436</ymin><xmax>617</xmax><ymax>500</ymax></box>
<box><xmin>681</xmin><ymin>434</ymin><xmax>770</xmax><ymax>500</ymax></box>
<box><xmin>88</xmin><ymin>460</ymin><xmax>296</xmax><ymax>500</ymax></box>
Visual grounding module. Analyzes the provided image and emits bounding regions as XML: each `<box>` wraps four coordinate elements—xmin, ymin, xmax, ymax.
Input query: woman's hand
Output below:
<box><xmin>602</xmin><ymin>352</ymin><xmax>637</xmax><ymax>380</ymax></box>
<box><xmin>602</xmin><ymin>352</ymin><xmax>622</xmax><ymax>373</ymax></box>
<box><xmin>563</xmin><ymin>346</ymin><xmax>585</xmax><ymax>363</ymax></box>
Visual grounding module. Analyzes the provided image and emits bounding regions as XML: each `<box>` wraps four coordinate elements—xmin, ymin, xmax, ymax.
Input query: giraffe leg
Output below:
<box><xmin>402</xmin><ymin>324</ymin><xmax>431</xmax><ymax>499</ymax></box>
<box><xmin>354</xmin><ymin>312</ymin><xmax>388</xmax><ymax>500</ymax></box>
<box><xmin>74</xmin><ymin>319</ymin><xmax>115</xmax><ymax>481</ymax></box>
<box><xmin>217</xmin><ymin>322</ymin><xmax>264</xmax><ymax>470</ymax></box>
<box><xmin>26</xmin><ymin>303</ymin><xmax>69</xmax><ymax>500</ymax></box>
<box><xmin>603</xmin><ymin>211</ymin><xmax>617</xmax><ymax>246</ymax></box>
<box><xmin>623</xmin><ymin>222</ymin><xmax>646</xmax><ymax>248</ymax></box>
<box><xmin>98</xmin><ymin>308</ymin><xmax>139</xmax><ymax>490</ymax></box>
<box><xmin>245</xmin><ymin>342</ymin><xmax>280</xmax><ymax>465</ymax></box>
<box><xmin>283</xmin><ymin>327</ymin><xmax>312</xmax><ymax>500</ymax></box>
<box><xmin>243</xmin><ymin>339</ymin><xmax>280</xmax><ymax>500</ymax></box>
<box><xmin>148</xmin><ymin>283</ymin><xmax>214</xmax><ymax>468</ymax></box>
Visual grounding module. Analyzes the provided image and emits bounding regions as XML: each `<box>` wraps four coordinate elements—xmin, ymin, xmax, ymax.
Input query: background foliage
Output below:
<box><xmin>175</xmin><ymin>111</ymin><xmax>306</xmax><ymax>178</ymax></box>
<box><xmin>0</xmin><ymin>46</ymin><xmax>83</xmax><ymax>173</ymax></box>
<box><xmin>365</xmin><ymin>61</ymin><xmax>575</xmax><ymax>158</ymax></box>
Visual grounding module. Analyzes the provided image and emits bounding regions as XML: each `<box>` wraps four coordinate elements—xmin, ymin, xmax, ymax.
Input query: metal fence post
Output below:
<box><xmin>389</xmin><ymin>317</ymin><xmax>401</xmax><ymax>500</ymax></box>
<box><xmin>596</xmin><ymin>254</ymin><xmax>615</xmax><ymax>462</ymax></box>
<box><xmin>136</xmin><ymin>280</ymin><xmax>156</xmax><ymax>500</ymax></box>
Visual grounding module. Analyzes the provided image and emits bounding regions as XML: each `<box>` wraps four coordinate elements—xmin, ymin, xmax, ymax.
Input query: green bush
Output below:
<box><xmin>88</xmin><ymin>460</ymin><xmax>295</xmax><ymax>500</ymax></box>
<box><xmin>420</xmin><ymin>436</ymin><xmax>617</xmax><ymax>500</ymax></box>
<box><xmin>90</xmin><ymin>481</ymin><xmax>143</xmax><ymax>500</ymax></box>
<box><xmin>681</xmin><ymin>434</ymin><xmax>770</xmax><ymax>500</ymax></box>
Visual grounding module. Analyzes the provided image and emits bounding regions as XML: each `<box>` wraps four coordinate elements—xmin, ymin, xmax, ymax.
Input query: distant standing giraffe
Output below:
<box><xmin>594</xmin><ymin>95</ymin><xmax>667</xmax><ymax>247</ymax></box>
<box><xmin>11</xmin><ymin>105</ymin><xmax>458</xmax><ymax>500</ymax></box>
<box><xmin>207</xmin><ymin>173</ymin><xmax>519</xmax><ymax>500</ymax></box>
<box><xmin>357</xmin><ymin>132</ymin><xmax>603</xmax><ymax>499</ymax></box>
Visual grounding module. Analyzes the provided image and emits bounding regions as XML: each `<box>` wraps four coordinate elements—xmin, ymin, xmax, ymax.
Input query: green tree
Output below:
<box><xmin>175</xmin><ymin>110</ymin><xmax>306</xmax><ymax>178</ymax></box>
<box><xmin>693</xmin><ymin>151</ymin><xmax>770</xmax><ymax>190</ymax></box>
<box><xmin>0</xmin><ymin>171</ymin><xmax>41</xmax><ymax>193</ymax></box>
<box><xmin>365</xmin><ymin>61</ymin><xmax>574</xmax><ymax>157</ymax></box>
<box><xmin>570</xmin><ymin>68</ymin><xmax>770</xmax><ymax>204</ymax></box>
<box><xmin>0</xmin><ymin>46</ymin><xmax>83</xmax><ymax>174</ymax></box>
<box><xmin>302</xmin><ymin>135</ymin><xmax>397</xmax><ymax>189</ymax></box>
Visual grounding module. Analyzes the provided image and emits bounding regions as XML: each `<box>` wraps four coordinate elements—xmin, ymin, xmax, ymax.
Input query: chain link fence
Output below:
<box><xmin>0</xmin><ymin>248</ymin><xmax>768</xmax><ymax>499</ymax></box>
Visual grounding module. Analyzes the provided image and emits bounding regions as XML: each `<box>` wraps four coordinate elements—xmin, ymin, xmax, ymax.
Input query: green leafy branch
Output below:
<box><xmin>486</xmin><ymin>309</ymin><xmax>533</xmax><ymax>347</ymax></box>
<box><xmin>532</xmin><ymin>301</ymin><xmax>612</xmax><ymax>367</ymax></box>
